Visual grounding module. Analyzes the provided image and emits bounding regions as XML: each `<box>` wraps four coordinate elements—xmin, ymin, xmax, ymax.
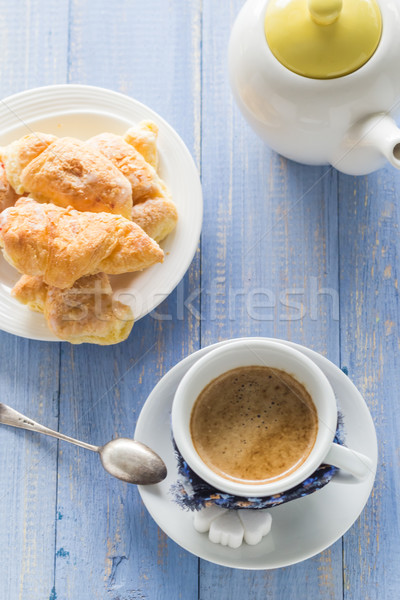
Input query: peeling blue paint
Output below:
<box><xmin>56</xmin><ymin>548</ymin><xmax>69</xmax><ymax>558</ymax></box>
<box><xmin>57</xmin><ymin>511</ymin><xmax>63</xmax><ymax>520</ymax></box>
<box><xmin>49</xmin><ymin>586</ymin><xmax>57</xmax><ymax>600</ymax></box>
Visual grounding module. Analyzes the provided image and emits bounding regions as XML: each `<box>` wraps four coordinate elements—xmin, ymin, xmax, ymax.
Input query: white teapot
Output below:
<box><xmin>229</xmin><ymin>0</ymin><xmax>400</xmax><ymax>175</ymax></box>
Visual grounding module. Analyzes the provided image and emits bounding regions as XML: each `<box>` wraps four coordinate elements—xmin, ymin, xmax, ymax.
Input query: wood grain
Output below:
<box><xmin>0</xmin><ymin>337</ymin><xmax>60</xmax><ymax>600</ymax></box>
<box><xmin>53</xmin><ymin>1</ymin><xmax>202</xmax><ymax>599</ymax></box>
<box><xmin>199</xmin><ymin>1</ymin><xmax>342</xmax><ymax>597</ymax></box>
<box><xmin>338</xmin><ymin>171</ymin><xmax>400</xmax><ymax>600</ymax></box>
<box><xmin>0</xmin><ymin>1</ymin><xmax>68</xmax><ymax>598</ymax></box>
<box><xmin>0</xmin><ymin>0</ymin><xmax>399</xmax><ymax>598</ymax></box>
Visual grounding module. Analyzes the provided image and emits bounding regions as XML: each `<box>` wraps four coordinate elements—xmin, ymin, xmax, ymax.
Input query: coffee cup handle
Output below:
<box><xmin>324</xmin><ymin>443</ymin><xmax>374</xmax><ymax>480</ymax></box>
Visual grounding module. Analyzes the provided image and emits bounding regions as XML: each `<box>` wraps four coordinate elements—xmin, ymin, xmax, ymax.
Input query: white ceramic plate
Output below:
<box><xmin>135</xmin><ymin>338</ymin><xmax>378</xmax><ymax>570</ymax></box>
<box><xmin>0</xmin><ymin>84</ymin><xmax>202</xmax><ymax>341</ymax></box>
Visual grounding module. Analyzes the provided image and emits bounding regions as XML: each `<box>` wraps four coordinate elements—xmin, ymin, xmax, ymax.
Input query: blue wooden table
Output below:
<box><xmin>0</xmin><ymin>1</ymin><xmax>399</xmax><ymax>599</ymax></box>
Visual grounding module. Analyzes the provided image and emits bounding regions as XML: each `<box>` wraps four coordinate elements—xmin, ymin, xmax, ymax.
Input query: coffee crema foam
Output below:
<box><xmin>190</xmin><ymin>366</ymin><xmax>318</xmax><ymax>484</ymax></box>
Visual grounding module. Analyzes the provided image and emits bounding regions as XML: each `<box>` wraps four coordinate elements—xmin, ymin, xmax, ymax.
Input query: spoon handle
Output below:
<box><xmin>0</xmin><ymin>403</ymin><xmax>99</xmax><ymax>452</ymax></box>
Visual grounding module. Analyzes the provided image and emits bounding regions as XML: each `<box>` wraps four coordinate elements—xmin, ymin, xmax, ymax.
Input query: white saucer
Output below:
<box><xmin>0</xmin><ymin>84</ymin><xmax>202</xmax><ymax>341</ymax></box>
<box><xmin>135</xmin><ymin>338</ymin><xmax>377</xmax><ymax>570</ymax></box>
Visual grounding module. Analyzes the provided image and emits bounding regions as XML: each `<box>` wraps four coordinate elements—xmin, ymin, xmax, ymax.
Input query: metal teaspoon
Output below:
<box><xmin>0</xmin><ymin>402</ymin><xmax>167</xmax><ymax>485</ymax></box>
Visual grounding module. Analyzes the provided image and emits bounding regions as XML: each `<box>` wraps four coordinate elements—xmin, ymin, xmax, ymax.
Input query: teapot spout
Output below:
<box><xmin>334</xmin><ymin>113</ymin><xmax>400</xmax><ymax>175</ymax></box>
<box><xmin>359</xmin><ymin>113</ymin><xmax>400</xmax><ymax>168</ymax></box>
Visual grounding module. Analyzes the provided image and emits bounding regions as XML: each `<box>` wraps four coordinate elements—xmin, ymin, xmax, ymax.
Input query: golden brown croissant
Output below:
<box><xmin>12</xmin><ymin>274</ymin><xmax>48</xmax><ymax>312</ymax></box>
<box><xmin>19</xmin><ymin>137</ymin><xmax>133</xmax><ymax>218</ymax></box>
<box><xmin>12</xmin><ymin>273</ymin><xmax>134</xmax><ymax>345</ymax></box>
<box><xmin>89</xmin><ymin>128</ymin><xmax>178</xmax><ymax>242</ymax></box>
<box><xmin>0</xmin><ymin>162</ymin><xmax>20</xmax><ymax>213</ymax></box>
<box><xmin>131</xmin><ymin>197</ymin><xmax>178</xmax><ymax>243</ymax></box>
<box><xmin>124</xmin><ymin>120</ymin><xmax>159</xmax><ymax>169</ymax></box>
<box><xmin>0</xmin><ymin>132</ymin><xmax>57</xmax><ymax>194</ymax></box>
<box><xmin>87</xmin><ymin>132</ymin><xmax>163</xmax><ymax>204</ymax></box>
<box><xmin>0</xmin><ymin>197</ymin><xmax>163</xmax><ymax>289</ymax></box>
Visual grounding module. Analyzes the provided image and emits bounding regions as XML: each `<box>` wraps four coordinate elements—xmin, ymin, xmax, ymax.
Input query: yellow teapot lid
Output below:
<box><xmin>264</xmin><ymin>0</ymin><xmax>382</xmax><ymax>79</ymax></box>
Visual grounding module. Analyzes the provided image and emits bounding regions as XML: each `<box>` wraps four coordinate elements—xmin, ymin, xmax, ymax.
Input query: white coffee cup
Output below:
<box><xmin>172</xmin><ymin>339</ymin><xmax>373</xmax><ymax>497</ymax></box>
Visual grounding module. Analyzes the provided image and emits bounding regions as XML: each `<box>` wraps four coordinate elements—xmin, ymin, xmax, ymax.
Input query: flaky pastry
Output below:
<box><xmin>19</xmin><ymin>137</ymin><xmax>133</xmax><ymax>218</ymax></box>
<box><xmin>124</xmin><ymin>120</ymin><xmax>159</xmax><ymax>169</ymax></box>
<box><xmin>1</xmin><ymin>122</ymin><xmax>179</xmax><ymax>345</ymax></box>
<box><xmin>131</xmin><ymin>197</ymin><xmax>178</xmax><ymax>243</ymax></box>
<box><xmin>12</xmin><ymin>273</ymin><xmax>134</xmax><ymax>345</ymax></box>
<box><xmin>89</xmin><ymin>126</ymin><xmax>178</xmax><ymax>242</ymax></box>
<box><xmin>0</xmin><ymin>197</ymin><xmax>163</xmax><ymax>289</ymax></box>
<box><xmin>87</xmin><ymin>132</ymin><xmax>163</xmax><ymax>204</ymax></box>
<box><xmin>0</xmin><ymin>132</ymin><xmax>57</xmax><ymax>194</ymax></box>
<box><xmin>0</xmin><ymin>162</ymin><xmax>20</xmax><ymax>213</ymax></box>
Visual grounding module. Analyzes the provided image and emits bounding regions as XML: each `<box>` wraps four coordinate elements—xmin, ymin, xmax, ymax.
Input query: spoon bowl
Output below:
<box><xmin>99</xmin><ymin>437</ymin><xmax>167</xmax><ymax>485</ymax></box>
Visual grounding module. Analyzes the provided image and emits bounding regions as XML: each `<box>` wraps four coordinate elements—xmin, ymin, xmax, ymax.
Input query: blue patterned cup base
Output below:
<box><xmin>171</xmin><ymin>413</ymin><xmax>345</xmax><ymax>511</ymax></box>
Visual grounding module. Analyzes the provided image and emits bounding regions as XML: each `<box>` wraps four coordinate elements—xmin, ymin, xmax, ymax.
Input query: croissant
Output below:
<box><xmin>0</xmin><ymin>162</ymin><xmax>20</xmax><ymax>213</ymax></box>
<box><xmin>12</xmin><ymin>273</ymin><xmax>134</xmax><ymax>345</ymax></box>
<box><xmin>131</xmin><ymin>197</ymin><xmax>178</xmax><ymax>243</ymax></box>
<box><xmin>0</xmin><ymin>132</ymin><xmax>57</xmax><ymax>194</ymax></box>
<box><xmin>124</xmin><ymin>120</ymin><xmax>159</xmax><ymax>169</ymax></box>
<box><xmin>0</xmin><ymin>198</ymin><xmax>163</xmax><ymax>289</ymax></box>
<box><xmin>18</xmin><ymin>136</ymin><xmax>133</xmax><ymax>218</ymax></box>
<box><xmin>89</xmin><ymin>127</ymin><xmax>178</xmax><ymax>242</ymax></box>
<box><xmin>12</xmin><ymin>273</ymin><xmax>48</xmax><ymax>312</ymax></box>
<box><xmin>87</xmin><ymin>132</ymin><xmax>163</xmax><ymax>204</ymax></box>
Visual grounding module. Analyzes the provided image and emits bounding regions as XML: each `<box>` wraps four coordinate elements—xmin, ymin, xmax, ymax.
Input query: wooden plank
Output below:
<box><xmin>0</xmin><ymin>338</ymin><xmax>60</xmax><ymax>600</ymax></box>
<box><xmin>0</xmin><ymin>1</ymin><xmax>68</xmax><ymax>598</ymax></box>
<box><xmin>54</xmin><ymin>1</ymin><xmax>201</xmax><ymax>598</ymax></box>
<box><xmin>339</xmin><ymin>170</ymin><xmax>400</xmax><ymax>600</ymax></box>
<box><xmin>0</xmin><ymin>0</ymin><xmax>69</xmax><ymax>97</ymax></box>
<box><xmin>1</xmin><ymin>1</ymin><xmax>398</xmax><ymax>598</ymax></box>
<box><xmin>199</xmin><ymin>1</ymin><xmax>342</xmax><ymax>597</ymax></box>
